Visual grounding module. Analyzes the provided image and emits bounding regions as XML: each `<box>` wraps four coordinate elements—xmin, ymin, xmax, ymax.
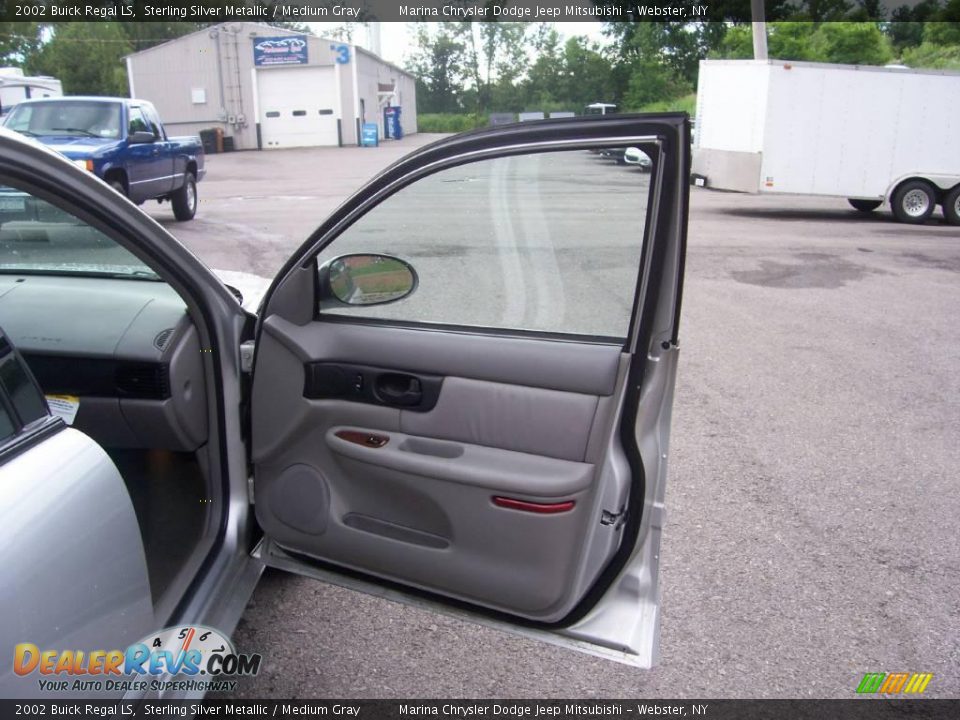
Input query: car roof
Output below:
<box><xmin>14</xmin><ymin>97</ymin><xmax>147</xmax><ymax>106</ymax></box>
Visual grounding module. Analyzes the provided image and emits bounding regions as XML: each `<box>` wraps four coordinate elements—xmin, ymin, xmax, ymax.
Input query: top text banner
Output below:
<box><xmin>3</xmin><ymin>1</ymin><xmax>903</xmax><ymax>24</ymax></box>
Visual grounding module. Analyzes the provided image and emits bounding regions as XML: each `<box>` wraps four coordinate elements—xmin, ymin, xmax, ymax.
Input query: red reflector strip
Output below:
<box><xmin>492</xmin><ymin>497</ymin><xmax>575</xmax><ymax>514</ymax></box>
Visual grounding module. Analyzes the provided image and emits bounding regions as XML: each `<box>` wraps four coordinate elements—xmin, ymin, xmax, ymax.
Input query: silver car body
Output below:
<box><xmin>0</xmin><ymin>114</ymin><xmax>689</xmax><ymax>697</ymax></box>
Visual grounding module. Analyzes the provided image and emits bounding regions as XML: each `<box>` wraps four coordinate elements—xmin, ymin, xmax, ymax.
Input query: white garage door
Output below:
<box><xmin>257</xmin><ymin>66</ymin><xmax>339</xmax><ymax>148</ymax></box>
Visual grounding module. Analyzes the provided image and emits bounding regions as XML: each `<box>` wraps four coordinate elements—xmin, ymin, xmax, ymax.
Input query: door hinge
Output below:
<box><xmin>240</xmin><ymin>340</ymin><xmax>255</xmax><ymax>373</ymax></box>
<box><xmin>600</xmin><ymin>507</ymin><xmax>627</xmax><ymax>529</ymax></box>
<box><xmin>247</xmin><ymin>475</ymin><xmax>255</xmax><ymax>504</ymax></box>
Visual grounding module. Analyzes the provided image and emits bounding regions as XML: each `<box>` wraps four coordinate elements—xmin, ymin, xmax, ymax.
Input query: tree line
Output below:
<box><xmin>408</xmin><ymin>0</ymin><xmax>960</xmax><ymax>126</ymax></box>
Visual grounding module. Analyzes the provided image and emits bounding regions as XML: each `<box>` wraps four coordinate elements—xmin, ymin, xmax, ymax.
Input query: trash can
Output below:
<box><xmin>200</xmin><ymin>128</ymin><xmax>218</xmax><ymax>154</ymax></box>
<box><xmin>200</xmin><ymin>128</ymin><xmax>225</xmax><ymax>153</ymax></box>
<box><xmin>383</xmin><ymin>107</ymin><xmax>403</xmax><ymax>140</ymax></box>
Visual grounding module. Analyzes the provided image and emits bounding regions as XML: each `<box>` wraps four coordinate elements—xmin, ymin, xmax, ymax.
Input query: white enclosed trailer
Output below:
<box><xmin>0</xmin><ymin>68</ymin><xmax>62</xmax><ymax>115</ymax></box>
<box><xmin>692</xmin><ymin>59</ymin><xmax>960</xmax><ymax>225</ymax></box>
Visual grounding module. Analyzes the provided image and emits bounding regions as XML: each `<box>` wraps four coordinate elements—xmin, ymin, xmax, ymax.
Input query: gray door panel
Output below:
<box><xmin>398</xmin><ymin>376</ymin><xmax>598</xmax><ymax>462</ymax></box>
<box><xmin>252</xmin><ymin>319</ymin><xmax>628</xmax><ymax>621</ymax></box>
<box><xmin>261</xmin><ymin>315</ymin><xmax>622</xmax><ymax>395</ymax></box>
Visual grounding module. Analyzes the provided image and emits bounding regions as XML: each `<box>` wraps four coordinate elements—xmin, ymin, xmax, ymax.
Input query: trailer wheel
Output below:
<box><xmin>891</xmin><ymin>180</ymin><xmax>936</xmax><ymax>224</ymax></box>
<box><xmin>848</xmin><ymin>199</ymin><xmax>881</xmax><ymax>213</ymax></box>
<box><xmin>943</xmin><ymin>186</ymin><xmax>960</xmax><ymax>226</ymax></box>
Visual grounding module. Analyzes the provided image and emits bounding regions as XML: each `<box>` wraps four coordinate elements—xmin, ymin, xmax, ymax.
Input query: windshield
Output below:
<box><xmin>4</xmin><ymin>101</ymin><xmax>122</xmax><ymax>139</ymax></box>
<box><xmin>0</xmin><ymin>187</ymin><xmax>158</xmax><ymax>279</ymax></box>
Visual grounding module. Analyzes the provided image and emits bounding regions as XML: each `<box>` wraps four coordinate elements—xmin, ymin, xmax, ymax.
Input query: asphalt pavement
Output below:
<box><xmin>152</xmin><ymin>135</ymin><xmax>960</xmax><ymax>698</ymax></box>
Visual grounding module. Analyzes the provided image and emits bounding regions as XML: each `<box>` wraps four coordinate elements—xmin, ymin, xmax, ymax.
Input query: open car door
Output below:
<box><xmin>250</xmin><ymin>115</ymin><xmax>689</xmax><ymax>666</ymax></box>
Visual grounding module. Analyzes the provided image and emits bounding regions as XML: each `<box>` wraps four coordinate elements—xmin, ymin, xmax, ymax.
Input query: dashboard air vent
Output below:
<box><xmin>115</xmin><ymin>363</ymin><xmax>170</xmax><ymax>400</ymax></box>
<box><xmin>154</xmin><ymin>328</ymin><xmax>174</xmax><ymax>350</ymax></box>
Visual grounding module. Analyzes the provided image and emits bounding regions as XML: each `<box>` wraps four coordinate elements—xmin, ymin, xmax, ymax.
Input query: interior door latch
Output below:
<box><xmin>600</xmin><ymin>507</ymin><xmax>628</xmax><ymax>529</ymax></box>
<box><xmin>240</xmin><ymin>341</ymin><xmax>255</xmax><ymax>373</ymax></box>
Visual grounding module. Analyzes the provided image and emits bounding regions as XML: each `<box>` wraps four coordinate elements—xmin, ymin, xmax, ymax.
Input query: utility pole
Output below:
<box><xmin>751</xmin><ymin>0</ymin><xmax>769</xmax><ymax>60</ymax></box>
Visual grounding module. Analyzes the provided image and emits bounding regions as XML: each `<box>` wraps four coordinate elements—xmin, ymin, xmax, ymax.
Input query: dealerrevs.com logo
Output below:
<box><xmin>14</xmin><ymin>625</ymin><xmax>261</xmax><ymax>693</ymax></box>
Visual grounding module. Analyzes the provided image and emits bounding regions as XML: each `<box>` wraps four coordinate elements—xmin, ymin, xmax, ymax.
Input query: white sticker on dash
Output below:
<box><xmin>46</xmin><ymin>395</ymin><xmax>80</xmax><ymax>426</ymax></box>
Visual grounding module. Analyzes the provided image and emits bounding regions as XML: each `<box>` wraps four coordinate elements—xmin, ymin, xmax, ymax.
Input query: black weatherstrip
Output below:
<box><xmin>560</xmin><ymin>121</ymin><xmax>688</xmax><ymax>627</ymax></box>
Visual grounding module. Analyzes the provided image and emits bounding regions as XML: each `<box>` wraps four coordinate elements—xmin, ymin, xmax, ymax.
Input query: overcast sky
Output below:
<box><xmin>307</xmin><ymin>22</ymin><xmax>608</xmax><ymax>67</ymax></box>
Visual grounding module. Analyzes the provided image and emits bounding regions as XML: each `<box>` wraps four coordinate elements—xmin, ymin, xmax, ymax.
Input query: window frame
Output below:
<box><xmin>308</xmin><ymin>139</ymin><xmax>664</xmax><ymax>347</ymax></box>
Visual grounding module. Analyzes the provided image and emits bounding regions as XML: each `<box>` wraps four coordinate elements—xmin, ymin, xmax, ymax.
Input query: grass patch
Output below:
<box><xmin>417</xmin><ymin>114</ymin><xmax>487</xmax><ymax>133</ymax></box>
<box><xmin>636</xmin><ymin>94</ymin><xmax>697</xmax><ymax>116</ymax></box>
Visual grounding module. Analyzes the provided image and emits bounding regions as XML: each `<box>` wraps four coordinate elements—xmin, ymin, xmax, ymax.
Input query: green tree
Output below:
<box><xmin>523</xmin><ymin>28</ymin><xmax>565</xmax><ymax>108</ymax></box>
<box><xmin>558</xmin><ymin>37</ymin><xmax>618</xmax><ymax>111</ymax></box>
<box><xmin>474</xmin><ymin>23</ymin><xmax>529</xmax><ymax>112</ymax></box>
<box><xmin>810</xmin><ymin>22</ymin><xmax>893</xmax><ymax>64</ymax></box>
<box><xmin>27</xmin><ymin>23</ymin><xmax>132</xmax><ymax>96</ymax></box>
<box><xmin>924</xmin><ymin>0</ymin><xmax>960</xmax><ymax>44</ymax></box>
<box><xmin>886</xmin><ymin>1</ymin><xmax>942</xmax><ymax>51</ymax></box>
<box><xmin>902</xmin><ymin>40</ymin><xmax>960</xmax><ymax>68</ymax></box>
<box><xmin>622</xmin><ymin>61</ymin><xmax>692</xmax><ymax>110</ymax></box>
<box><xmin>406</xmin><ymin>24</ymin><xmax>468</xmax><ymax>114</ymax></box>
<box><xmin>0</xmin><ymin>21</ymin><xmax>43</xmax><ymax>65</ymax></box>
<box><xmin>900</xmin><ymin>2</ymin><xmax>960</xmax><ymax>69</ymax></box>
<box><xmin>715</xmin><ymin>22</ymin><xmax>818</xmax><ymax>60</ymax></box>
<box><xmin>716</xmin><ymin>21</ymin><xmax>893</xmax><ymax>65</ymax></box>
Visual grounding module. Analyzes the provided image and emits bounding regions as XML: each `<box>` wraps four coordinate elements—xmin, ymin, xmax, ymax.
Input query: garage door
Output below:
<box><xmin>257</xmin><ymin>66</ymin><xmax>339</xmax><ymax>148</ymax></box>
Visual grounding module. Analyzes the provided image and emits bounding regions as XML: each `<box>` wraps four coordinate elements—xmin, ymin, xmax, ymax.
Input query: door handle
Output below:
<box><xmin>303</xmin><ymin>362</ymin><xmax>442</xmax><ymax>412</ymax></box>
<box><xmin>375</xmin><ymin>373</ymin><xmax>422</xmax><ymax>407</ymax></box>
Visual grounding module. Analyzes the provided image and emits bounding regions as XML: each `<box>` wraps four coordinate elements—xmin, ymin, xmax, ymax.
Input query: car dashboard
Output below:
<box><xmin>0</xmin><ymin>274</ymin><xmax>208</xmax><ymax>451</ymax></box>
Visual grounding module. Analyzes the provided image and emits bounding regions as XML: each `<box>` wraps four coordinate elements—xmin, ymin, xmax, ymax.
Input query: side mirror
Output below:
<box><xmin>318</xmin><ymin>254</ymin><xmax>418</xmax><ymax>308</ymax></box>
<box><xmin>128</xmin><ymin>131</ymin><xmax>156</xmax><ymax>144</ymax></box>
<box><xmin>624</xmin><ymin>147</ymin><xmax>652</xmax><ymax>169</ymax></box>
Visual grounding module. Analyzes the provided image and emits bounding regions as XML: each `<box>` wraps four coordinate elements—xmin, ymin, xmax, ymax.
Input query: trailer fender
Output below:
<box><xmin>885</xmin><ymin>173</ymin><xmax>960</xmax><ymax>201</ymax></box>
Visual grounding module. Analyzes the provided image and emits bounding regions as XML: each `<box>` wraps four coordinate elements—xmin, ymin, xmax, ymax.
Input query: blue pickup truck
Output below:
<box><xmin>2</xmin><ymin>96</ymin><xmax>204</xmax><ymax>220</ymax></box>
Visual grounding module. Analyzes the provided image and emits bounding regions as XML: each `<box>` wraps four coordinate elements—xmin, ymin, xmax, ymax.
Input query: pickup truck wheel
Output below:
<box><xmin>943</xmin><ymin>186</ymin><xmax>960</xmax><ymax>226</ymax></box>
<box><xmin>848</xmin><ymin>199</ymin><xmax>881</xmax><ymax>212</ymax></box>
<box><xmin>108</xmin><ymin>179</ymin><xmax>127</xmax><ymax>197</ymax></box>
<box><xmin>891</xmin><ymin>180</ymin><xmax>936</xmax><ymax>224</ymax></box>
<box><xmin>171</xmin><ymin>173</ymin><xmax>197</xmax><ymax>221</ymax></box>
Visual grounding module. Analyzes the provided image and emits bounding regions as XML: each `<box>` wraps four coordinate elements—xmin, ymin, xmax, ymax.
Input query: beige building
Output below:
<box><xmin>125</xmin><ymin>23</ymin><xmax>417</xmax><ymax>150</ymax></box>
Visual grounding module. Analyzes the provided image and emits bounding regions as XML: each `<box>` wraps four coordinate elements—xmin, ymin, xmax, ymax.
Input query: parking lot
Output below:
<box><xmin>154</xmin><ymin>136</ymin><xmax>960</xmax><ymax>698</ymax></box>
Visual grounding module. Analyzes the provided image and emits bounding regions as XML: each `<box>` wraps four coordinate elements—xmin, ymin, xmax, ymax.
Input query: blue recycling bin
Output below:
<box><xmin>360</xmin><ymin>122</ymin><xmax>379</xmax><ymax>147</ymax></box>
<box><xmin>383</xmin><ymin>107</ymin><xmax>403</xmax><ymax>140</ymax></box>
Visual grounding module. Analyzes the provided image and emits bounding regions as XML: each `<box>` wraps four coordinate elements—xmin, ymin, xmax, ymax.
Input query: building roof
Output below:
<box><xmin>125</xmin><ymin>23</ymin><xmax>320</xmax><ymax>59</ymax></box>
<box><xmin>125</xmin><ymin>22</ymin><xmax>413</xmax><ymax>79</ymax></box>
<box><xmin>354</xmin><ymin>45</ymin><xmax>415</xmax><ymax>81</ymax></box>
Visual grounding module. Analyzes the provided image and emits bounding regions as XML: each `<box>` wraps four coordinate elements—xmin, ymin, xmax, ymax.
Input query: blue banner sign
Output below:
<box><xmin>253</xmin><ymin>36</ymin><xmax>308</xmax><ymax>67</ymax></box>
<box><xmin>361</xmin><ymin>123</ymin><xmax>379</xmax><ymax>147</ymax></box>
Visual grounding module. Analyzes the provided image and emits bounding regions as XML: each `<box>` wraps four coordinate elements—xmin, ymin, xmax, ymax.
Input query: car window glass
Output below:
<box><xmin>143</xmin><ymin>107</ymin><xmax>163</xmax><ymax>138</ymax></box>
<box><xmin>129</xmin><ymin>108</ymin><xmax>150</xmax><ymax>135</ymax></box>
<box><xmin>0</xmin><ymin>184</ymin><xmax>157</xmax><ymax>279</ymax></box>
<box><xmin>0</xmin><ymin>348</ymin><xmax>46</xmax><ymax>426</ymax></box>
<box><xmin>315</xmin><ymin>147</ymin><xmax>654</xmax><ymax>338</ymax></box>
<box><xmin>4</xmin><ymin>101</ymin><xmax>121</xmax><ymax>139</ymax></box>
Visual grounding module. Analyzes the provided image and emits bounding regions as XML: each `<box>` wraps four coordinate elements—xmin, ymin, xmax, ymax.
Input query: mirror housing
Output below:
<box><xmin>318</xmin><ymin>254</ymin><xmax>418</xmax><ymax>309</ymax></box>
<box><xmin>128</xmin><ymin>131</ymin><xmax>156</xmax><ymax>145</ymax></box>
